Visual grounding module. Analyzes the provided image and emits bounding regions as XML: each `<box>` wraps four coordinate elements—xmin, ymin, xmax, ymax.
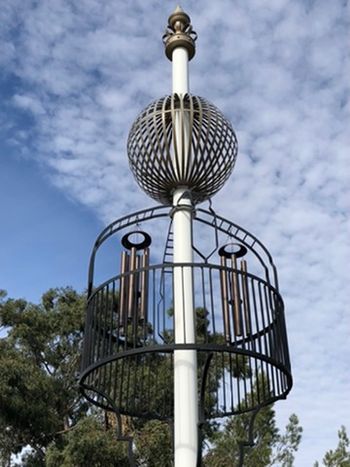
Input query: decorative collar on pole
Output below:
<box><xmin>163</xmin><ymin>5</ymin><xmax>197</xmax><ymax>61</ymax></box>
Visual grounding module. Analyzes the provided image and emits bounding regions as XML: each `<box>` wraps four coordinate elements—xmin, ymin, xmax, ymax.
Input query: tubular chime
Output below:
<box><xmin>119</xmin><ymin>231</ymin><xmax>151</xmax><ymax>334</ymax></box>
<box><xmin>219</xmin><ymin>243</ymin><xmax>251</xmax><ymax>342</ymax></box>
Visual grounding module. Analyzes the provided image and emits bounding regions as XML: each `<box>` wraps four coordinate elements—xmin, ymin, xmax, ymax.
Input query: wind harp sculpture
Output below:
<box><xmin>79</xmin><ymin>7</ymin><xmax>293</xmax><ymax>467</ymax></box>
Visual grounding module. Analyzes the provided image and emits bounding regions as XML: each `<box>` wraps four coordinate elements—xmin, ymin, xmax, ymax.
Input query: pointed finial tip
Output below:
<box><xmin>174</xmin><ymin>5</ymin><xmax>184</xmax><ymax>13</ymax></box>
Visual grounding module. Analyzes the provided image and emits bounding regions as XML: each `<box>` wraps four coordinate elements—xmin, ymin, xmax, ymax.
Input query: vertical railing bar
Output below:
<box><xmin>140</xmin><ymin>352</ymin><xmax>146</xmax><ymax>413</ymax></box>
<box><xmin>229</xmin><ymin>351</ymin><xmax>234</xmax><ymax>413</ymax></box>
<box><xmin>247</xmin><ymin>355</ymin><xmax>254</xmax><ymax>408</ymax></box>
<box><xmin>251</xmin><ymin>279</ymin><xmax>266</xmax><ymax>402</ymax></box>
<box><xmin>101</xmin><ymin>286</ymin><xmax>109</xmax><ymax>395</ymax></box>
<box><xmin>82</xmin><ymin>299</ymin><xmax>90</xmax><ymax>369</ymax></box>
<box><xmin>235</xmin><ymin>267</ymin><xmax>249</xmax><ymax>406</ymax></box>
<box><xmin>162</xmin><ymin>267</ymin><xmax>166</xmax><ymax>341</ymax></box>
<box><xmin>86</xmin><ymin>298</ymin><xmax>94</xmax><ymax>367</ymax></box>
<box><xmin>221</xmin><ymin>352</ymin><xmax>227</xmax><ymax>413</ymax></box>
<box><xmin>132</xmin><ymin>354</ymin><xmax>137</xmax><ymax>413</ymax></box>
<box><xmin>115</xmin><ymin>277</ymin><xmax>122</xmax><ymax>356</ymax></box>
<box><xmin>264</xmin><ymin>286</ymin><xmax>280</xmax><ymax>396</ymax></box>
<box><xmin>156</xmin><ymin>266</ymin><xmax>160</xmax><ymax>344</ymax></box>
<box><xmin>201</xmin><ymin>266</ymin><xmax>208</xmax><ymax>343</ymax></box>
<box><xmin>112</xmin><ymin>358</ymin><xmax>119</xmax><ymax>410</ymax></box>
<box><xmin>235</xmin><ymin>352</ymin><xmax>241</xmax><ymax>413</ymax></box>
<box><xmin>266</xmin><ymin>289</ymin><xmax>278</xmax><ymax>398</ymax></box>
<box><xmin>253</xmin><ymin>356</ymin><xmax>260</xmax><ymax>405</ymax></box>
<box><xmin>110</xmin><ymin>281</ymin><xmax>116</xmax><ymax>355</ymax></box>
<box><xmin>215</xmin><ymin>352</ymin><xmax>220</xmax><ymax>415</ymax></box>
<box><xmin>125</xmin><ymin>355</ymin><xmax>131</xmax><ymax>413</ymax></box>
<box><xmin>258</xmin><ymin>282</ymin><xmax>272</xmax><ymax>398</ymax></box>
<box><xmin>220</xmin><ymin>257</ymin><xmax>231</xmax><ymax>343</ymax></box>
<box><xmin>119</xmin><ymin>353</ymin><xmax>125</xmax><ymax>411</ymax></box>
<box><xmin>94</xmin><ymin>292</ymin><xmax>100</xmax><ymax>365</ymax></box>
<box><xmin>279</xmin><ymin>295</ymin><xmax>290</xmax><ymax>370</ymax></box>
<box><xmin>209</xmin><ymin>267</ymin><xmax>216</xmax><ymax>335</ymax></box>
<box><xmin>96</xmin><ymin>288</ymin><xmax>104</xmax><ymax>361</ymax></box>
<box><xmin>147</xmin><ymin>348</ymin><xmax>152</xmax><ymax>416</ymax></box>
<box><xmin>261</xmin><ymin>284</ymin><xmax>275</xmax><ymax>397</ymax></box>
<box><xmin>93</xmin><ymin>292</ymin><xmax>100</xmax><ymax>363</ymax></box>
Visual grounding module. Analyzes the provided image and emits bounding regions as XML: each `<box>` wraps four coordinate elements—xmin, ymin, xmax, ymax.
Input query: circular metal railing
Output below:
<box><xmin>80</xmin><ymin>262</ymin><xmax>291</xmax><ymax>420</ymax></box>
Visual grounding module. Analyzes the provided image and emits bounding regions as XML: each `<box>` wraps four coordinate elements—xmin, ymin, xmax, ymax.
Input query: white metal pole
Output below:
<box><xmin>172</xmin><ymin>45</ymin><xmax>198</xmax><ymax>467</ymax></box>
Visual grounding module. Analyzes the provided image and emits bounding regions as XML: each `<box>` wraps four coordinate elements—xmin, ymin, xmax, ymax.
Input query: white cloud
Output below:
<box><xmin>13</xmin><ymin>94</ymin><xmax>46</xmax><ymax>115</ymax></box>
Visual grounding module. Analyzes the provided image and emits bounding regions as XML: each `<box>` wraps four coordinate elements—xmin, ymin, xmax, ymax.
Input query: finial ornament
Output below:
<box><xmin>163</xmin><ymin>6</ymin><xmax>197</xmax><ymax>61</ymax></box>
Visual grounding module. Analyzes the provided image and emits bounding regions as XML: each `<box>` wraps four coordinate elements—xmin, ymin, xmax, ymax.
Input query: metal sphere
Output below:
<box><xmin>127</xmin><ymin>94</ymin><xmax>238</xmax><ymax>205</ymax></box>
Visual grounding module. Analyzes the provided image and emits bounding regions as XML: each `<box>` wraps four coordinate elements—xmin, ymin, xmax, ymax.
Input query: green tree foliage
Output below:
<box><xmin>204</xmin><ymin>405</ymin><xmax>277</xmax><ymax>466</ymax></box>
<box><xmin>45</xmin><ymin>416</ymin><xmax>128</xmax><ymax>467</ymax></box>
<box><xmin>271</xmin><ymin>414</ymin><xmax>303</xmax><ymax>467</ymax></box>
<box><xmin>134</xmin><ymin>420</ymin><xmax>172</xmax><ymax>467</ymax></box>
<box><xmin>0</xmin><ymin>287</ymin><xmax>302</xmax><ymax>466</ymax></box>
<box><xmin>204</xmin><ymin>390</ymin><xmax>302</xmax><ymax>467</ymax></box>
<box><xmin>314</xmin><ymin>426</ymin><xmax>350</xmax><ymax>467</ymax></box>
<box><xmin>0</xmin><ymin>288</ymin><xmax>127</xmax><ymax>466</ymax></box>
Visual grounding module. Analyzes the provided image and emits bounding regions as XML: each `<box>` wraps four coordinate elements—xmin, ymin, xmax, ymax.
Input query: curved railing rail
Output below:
<box><xmin>87</xmin><ymin>206</ymin><xmax>279</xmax><ymax>295</ymax></box>
<box><xmin>80</xmin><ymin>263</ymin><xmax>291</xmax><ymax>420</ymax></box>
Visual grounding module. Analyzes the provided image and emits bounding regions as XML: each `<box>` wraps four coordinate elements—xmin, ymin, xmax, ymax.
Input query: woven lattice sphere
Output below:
<box><xmin>127</xmin><ymin>94</ymin><xmax>238</xmax><ymax>205</ymax></box>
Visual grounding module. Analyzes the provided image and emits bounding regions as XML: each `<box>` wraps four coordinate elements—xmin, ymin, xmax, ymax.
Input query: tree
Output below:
<box><xmin>0</xmin><ymin>287</ymin><xmax>128</xmax><ymax>466</ymax></box>
<box><xmin>314</xmin><ymin>426</ymin><xmax>350</xmax><ymax>467</ymax></box>
<box><xmin>271</xmin><ymin>414</ymin><xmax>303</xmax><ymax>467</ymax></box>
<box><xmin>0</xmin><ymin>287</ymin><xmax>302</xmax><ymax>466</ymax></box>
<box><xmin>45</xmin><ymin>416</ymin><xmax>129</xmax><ymax>467</ymax></box>
<box><xmin>204</xmin><ymin>384</ymin><xmax>302</xmax><ymax>467</ymax></box>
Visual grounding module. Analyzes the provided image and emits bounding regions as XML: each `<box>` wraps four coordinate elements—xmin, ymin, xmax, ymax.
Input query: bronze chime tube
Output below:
<box><xmin>240</xmin><ymin>259</ymin><xmax>251</xmax><ymax>335</ymax></box>
<box><xmin>231</xmin><ymin>255</ymin><xmax>242</xmax><ymax>337</ymax></box>
<box><xmin>119</xmin><ymin>231</ymin><xmax>151</xmax><ymax>335</ymax></box>
<box><xmin>128</xmin><ymin>246</ymin><xmax>137</xmax><ymax>320</ymax></box>
<box><xmin>220</xmin><ymin>255</ymin><xmax>231</xmax><ymax>342</ymax></box>
<box><xmin>119</xmin><ymin>251</ymin><xmax>129</xmax><ymax>327</ymax></box>
<box><xmin>140</xmin><ymin>247</ymin><xmax>149</xmax><ymax>321</ymax></box>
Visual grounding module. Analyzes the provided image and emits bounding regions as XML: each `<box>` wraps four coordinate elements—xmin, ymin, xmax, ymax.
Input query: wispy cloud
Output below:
<box><xmin>1</xmin><ymin>0</ymin><xmax>349</xmax><ymax>463</ymax></box>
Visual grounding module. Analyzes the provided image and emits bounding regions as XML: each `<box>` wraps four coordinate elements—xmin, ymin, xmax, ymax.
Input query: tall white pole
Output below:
<box><xmin>172</xmin><ymin>44</ymin><xmax>198</xmax><ymax>466</ymax></box>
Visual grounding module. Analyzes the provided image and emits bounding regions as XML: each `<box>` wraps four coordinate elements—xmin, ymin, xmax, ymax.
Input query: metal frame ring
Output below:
<box><xmin>218</xmin><ymin>243</ymin><xmax>248</xmax><ymax>258</ymax></box>
<box><xmin>121</xmin><ymin>231</ymin><xmax>152</xmax><ymax>250</ymax></box>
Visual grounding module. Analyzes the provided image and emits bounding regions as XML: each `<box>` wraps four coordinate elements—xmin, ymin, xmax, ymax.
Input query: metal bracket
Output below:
<box><xmin>237</xmin><ymin>407</ymin><xmax>261</xmax><ymax>467</ymax></box>
<box><xmin>197</xmin><ymin>352</ymin><xmax>214</xmax><ymax>467</ymax></box>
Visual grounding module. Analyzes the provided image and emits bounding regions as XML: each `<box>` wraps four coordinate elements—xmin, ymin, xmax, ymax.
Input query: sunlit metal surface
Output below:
<box><xmin>127</xmin><ymin>94</ymin><xmax>238</xmax><ymax>204</ymax></box>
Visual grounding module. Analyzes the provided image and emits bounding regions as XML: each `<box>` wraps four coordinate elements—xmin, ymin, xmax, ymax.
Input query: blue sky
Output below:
<box><xmin>1</xmin><ymin>0</ymin><xmax>349</xmax><ymax>464</ymax></box>
<box><xmin>0</xmin><ymin>151</ymin><xmax>102</xmax><ymax>300</ymax></box>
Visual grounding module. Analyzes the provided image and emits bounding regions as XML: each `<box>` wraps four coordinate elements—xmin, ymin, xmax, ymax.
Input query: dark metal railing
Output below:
<box><xmin>80</xmin><ymin>262</ymin><xmax>291</xmax><ymax>420</ymax></box>
<box><xmin>87</xmin><ymin>206</ymin><xmax>279</xmax><ymax>295</ymax></box>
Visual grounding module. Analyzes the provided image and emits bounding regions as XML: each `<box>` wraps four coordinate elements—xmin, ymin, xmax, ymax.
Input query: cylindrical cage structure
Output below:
<box><xmin>79</xmin><ymin>206</ymin><xmax>292</xmax><ymax>421</ymax></box>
